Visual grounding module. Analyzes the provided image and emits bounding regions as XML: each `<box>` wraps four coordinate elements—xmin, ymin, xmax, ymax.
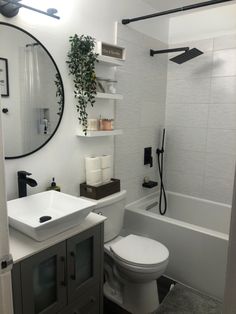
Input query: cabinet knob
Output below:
<box><xmin>90</xmin><ymin>297</ymin><xmax>96</xmax><ymax>303</ymax></box>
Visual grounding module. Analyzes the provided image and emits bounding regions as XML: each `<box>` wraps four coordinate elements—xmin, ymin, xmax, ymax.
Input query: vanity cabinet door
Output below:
<box><xmin>67</xmin><ymin>224</ymin><xmax>102</xmax><ymax>304</ymax></box>
<box><xmin>12</xmin><ymin>263</ymin><xmax>23</xmax><ymax>314</ymax></box>
<box><xmin>20</xmin><ymin>242</ymin><xmax>67</xmax><ymax>314</ymax></box>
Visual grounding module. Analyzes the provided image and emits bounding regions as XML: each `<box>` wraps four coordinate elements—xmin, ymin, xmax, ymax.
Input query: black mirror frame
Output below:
<box><xmin>0</xmin><ymin>22</ymin><xmax>65</xmax><ymax>160</ymax></box>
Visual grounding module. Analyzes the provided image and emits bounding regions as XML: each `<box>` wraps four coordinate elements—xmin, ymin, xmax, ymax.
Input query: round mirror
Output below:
<box><xmin>0</xmin><ymin>23</ymin><xmax>64</xmax><ymax>159</ymax></box>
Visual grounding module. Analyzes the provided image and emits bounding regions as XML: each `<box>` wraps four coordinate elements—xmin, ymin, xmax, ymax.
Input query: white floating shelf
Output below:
<box><xmin>97</xmin><ymin>55</ymin><xmax>125</xmax><ymax>66</ymax></box>
<box><xmin>77</xmin><ymin>129</ymin><xmax>123</xmax><ymax>137</ymax></box>
<box><xmin>96</xmin><ymin>92</ymin><xmax>123</xmax><ymax>100</ymax></box>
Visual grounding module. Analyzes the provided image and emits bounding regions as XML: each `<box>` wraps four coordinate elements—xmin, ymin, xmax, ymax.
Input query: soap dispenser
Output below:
<box><xmin>47</xmin><ymin>178</ymin><xmax>61</xmax><ymax>192</ymax></box>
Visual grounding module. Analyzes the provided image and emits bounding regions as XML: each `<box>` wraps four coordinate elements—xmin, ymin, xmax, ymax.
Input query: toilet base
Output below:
<box><xmin>104</xmin><ymin>279</ymin><xmax>159</xmax><ymax>314</ymax></box>
<box><xmin>104</xmin><ymin>281</ymin><xmax>123</xmax><ymax>306</ymax></box>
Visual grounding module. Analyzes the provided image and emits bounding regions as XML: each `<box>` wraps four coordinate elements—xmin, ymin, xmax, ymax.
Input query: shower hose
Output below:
<box><xmin>156</xmin><ymin>129</ymin><xmax>167</xmax><ymax>215</ymax></box>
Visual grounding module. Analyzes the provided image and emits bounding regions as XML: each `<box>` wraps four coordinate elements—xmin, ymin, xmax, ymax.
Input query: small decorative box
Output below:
<box><xmin>96</xmin><ymin>42</ymin><xmax>126</xmax><ymax>60</ymax></box>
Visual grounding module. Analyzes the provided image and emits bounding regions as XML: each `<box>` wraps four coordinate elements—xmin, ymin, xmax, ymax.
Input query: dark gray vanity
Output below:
<box><xmin>10</xmin><ymin>214</ymin><xmax>105</xmax><ymax>314</ymax></box>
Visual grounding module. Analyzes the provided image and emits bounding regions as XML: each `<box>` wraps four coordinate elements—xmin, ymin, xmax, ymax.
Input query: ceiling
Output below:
<box><xmin>143</xmin><ymin>0</ymin><xmax>233</xmax><ymax>12</ymax></box>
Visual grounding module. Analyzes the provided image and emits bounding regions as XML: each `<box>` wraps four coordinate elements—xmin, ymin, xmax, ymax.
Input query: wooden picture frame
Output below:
<box><xmin>0</xmin><ymin>58</ymin><xmax>9</xmax><ymax>97</ymax></box>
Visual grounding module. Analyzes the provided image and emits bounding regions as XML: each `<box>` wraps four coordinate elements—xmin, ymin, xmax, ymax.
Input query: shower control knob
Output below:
<box><xmin>2</xmin><ymin>108</ymin><xmax>8</xmax><ymax>114</ymax></box>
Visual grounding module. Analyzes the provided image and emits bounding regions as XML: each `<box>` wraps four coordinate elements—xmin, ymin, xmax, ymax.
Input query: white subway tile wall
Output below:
<box><xmin>165</xmin><ymin>34</ymin><xmax>236</xmax><ymax>204</ymax></box>
<box><xmin>115</xmin><ymin>24</ymin><xmax>168</xmax><ymax>204</ymax></box>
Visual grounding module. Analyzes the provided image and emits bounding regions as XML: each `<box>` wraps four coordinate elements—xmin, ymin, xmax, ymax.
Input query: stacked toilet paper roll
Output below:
<box><xmin>85</xmin><ymin>155</ymin><xmax>113</xmax><ymax>186</ymax></box>
<box><xmin>101</xmin><ymin>155</ymin><xmax>113</xmax><ymax>183</ymax></box>
<box><xmin>85</xmin><ymin>157</ymin><xmax>102</xmax><ymax>186</ymax></box>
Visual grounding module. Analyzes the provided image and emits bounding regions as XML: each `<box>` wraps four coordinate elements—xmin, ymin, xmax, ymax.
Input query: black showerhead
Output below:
<box><xmin>150</xmin><ymin>47</ymin><xmax>204</xmax><ymax>64</ymax></box>
<box><xmin>170</xmin><ymin>48</ymin><xmax>203</xmax><ymax>64</ymax></box>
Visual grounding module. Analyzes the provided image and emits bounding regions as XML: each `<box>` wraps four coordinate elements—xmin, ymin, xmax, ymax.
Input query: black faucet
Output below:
<box><xmin>17</xmin><ymin>171</ymin><xmax>38</xmax><ymax>198</ymax></box>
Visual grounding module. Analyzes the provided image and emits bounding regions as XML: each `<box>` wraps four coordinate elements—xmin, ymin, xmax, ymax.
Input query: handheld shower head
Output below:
<box><xmin>161</xmin><ymin>128</ymin><xmax>165</xmax><ymax>151</ymax></box>
<box><xmin>156</xmin><ymin>128</ymin><xmax>166</xmax><ymax>155</ymax></box>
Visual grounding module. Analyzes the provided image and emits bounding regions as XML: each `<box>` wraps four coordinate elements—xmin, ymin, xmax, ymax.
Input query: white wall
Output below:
<box><xmin>165</xmin><ymin>34</ymin><xmax>236</xmax><ymax>204</ymax></box>
<box><xmin>0</xmin><ymin>0</ymin><xmax>169</xmax><ymax>200</ymax></box>
<box><xmin>115</xmin><ymin>24</ymin><xmax>168</xmax><ymax>204</ymax></box>
<box><xmin>169</xmin><ymin>3</ymin><xmax>236</xmax><ymax>44</ymax></box>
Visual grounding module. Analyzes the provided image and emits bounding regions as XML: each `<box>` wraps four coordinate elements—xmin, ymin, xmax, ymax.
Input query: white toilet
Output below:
<box><xmin>93</xmin><ymin>190</ymin><xmax>169</xmax><ymax>314</ymax></box>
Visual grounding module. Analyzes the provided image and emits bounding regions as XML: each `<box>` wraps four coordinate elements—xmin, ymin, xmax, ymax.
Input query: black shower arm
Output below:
<box><xmin>122</xmin><ymin>0</ymin><xmax>234</xmax><ymax>25</ymax></box>
<box><xmin>150</xmin><ymin>47</ymin><xmax>189</xmax><ymax>57</ymax></box>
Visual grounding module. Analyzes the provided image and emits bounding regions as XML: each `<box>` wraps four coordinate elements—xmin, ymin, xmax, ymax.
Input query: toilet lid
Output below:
<box><xmin>110</xmin><ymin>234</ymin><xmax>169</xmax><ymax>267</ymax></box>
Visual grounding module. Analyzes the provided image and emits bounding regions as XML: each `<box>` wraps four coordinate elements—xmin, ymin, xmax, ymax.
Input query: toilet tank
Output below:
<box><xmin>93</xmin><ymin>190</ymin><xmax>126</xmax><ymax>242</ymax></box>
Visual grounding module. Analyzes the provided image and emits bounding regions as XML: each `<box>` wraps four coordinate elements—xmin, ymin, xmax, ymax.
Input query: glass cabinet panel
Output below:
<box><xmin>21</xmin><ymin>242</ymin><xmax>66</xmax><ymax>314</ymax></box>
<box><xmin>75</xmin><ymin>237</ymin><xmax>93</xmax><ymax>286</ymax></box>
<box><xmin>33</xmin><ymin>256</ymin><xmax>57</xmax><ymax>313</ymax></box>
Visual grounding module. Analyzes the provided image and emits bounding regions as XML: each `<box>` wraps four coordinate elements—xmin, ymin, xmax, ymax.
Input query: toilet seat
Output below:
<box><xmin>110</xmin><ymin>234</ymin><xmax>169</xmax><ymax>271</ymax></box>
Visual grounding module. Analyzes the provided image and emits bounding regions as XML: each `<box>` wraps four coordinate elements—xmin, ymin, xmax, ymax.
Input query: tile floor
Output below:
<box><xmin>156</xmin><ymin>283</ymin><xmax>222</xmax><ymax>314</ymax></box>
<box><xmin>104</xmin><ymin>277</ymin><xmax>222</xmax><ymax>314</ymax></box>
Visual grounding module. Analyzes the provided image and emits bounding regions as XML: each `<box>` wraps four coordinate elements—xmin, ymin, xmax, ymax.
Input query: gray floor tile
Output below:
<box><xmin>156</xmin><ymin>284</ymin><xmax>222</xmax><ymax>314</ymax></box>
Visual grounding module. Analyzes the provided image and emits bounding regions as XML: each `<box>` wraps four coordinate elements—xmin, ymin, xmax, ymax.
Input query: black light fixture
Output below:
<box><xmin>0</xmin><ymin>0</ymin><xmax>60</xmax><ymax>19</ymax></box>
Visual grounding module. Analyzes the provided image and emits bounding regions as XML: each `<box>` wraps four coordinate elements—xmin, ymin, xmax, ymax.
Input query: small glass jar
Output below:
<box><xmin>96</xmin><ymin>77</ymin><xmax>117</xmax><ymax>94</ymax></box>
<box><xmin>87</xmin><ymin>119</ymin><xmax>98</xmax><ymax>131</ymax></box>
<box><xmin>107</xmin><ymin>82</ymin><xmax>116</xmax><ymax>94</ymax></box>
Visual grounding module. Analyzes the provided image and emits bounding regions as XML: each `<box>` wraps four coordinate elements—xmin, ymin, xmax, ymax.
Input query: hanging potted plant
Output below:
<box><xmin>67</xmin><ymin>34</ymin><xmax>98</xmax><ymax>134</ymax></box>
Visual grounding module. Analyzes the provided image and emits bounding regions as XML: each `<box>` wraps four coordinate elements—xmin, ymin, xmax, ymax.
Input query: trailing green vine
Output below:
<box><xmin>54</xmin><ymin>73</ymin><xmax>63</xmax><ymax>116</ymax></box>
<box><xmin>67</xmin><ymin>34</ymin><xmax>98</xmax><ymax>134</ymax></box>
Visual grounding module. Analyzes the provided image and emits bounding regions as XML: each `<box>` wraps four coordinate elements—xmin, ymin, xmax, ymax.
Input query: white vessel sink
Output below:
<box><xmin>7</xmin><ymin>191</ymin><xmax>96</xmax><ymax>241</ymax></box>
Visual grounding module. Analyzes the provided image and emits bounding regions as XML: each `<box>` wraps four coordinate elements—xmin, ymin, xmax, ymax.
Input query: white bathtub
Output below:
<box><xmin>124</xmin><ymin>191</ymin><xmax>231</xmax><ymax>300</ymax></box>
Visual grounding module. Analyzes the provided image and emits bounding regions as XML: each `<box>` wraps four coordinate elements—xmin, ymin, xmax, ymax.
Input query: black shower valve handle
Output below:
<box><xmin>144</xmin><ymin>147</ymin><xmax>153</xmax><ymax>168</ymax></box>
<box><xmin>2</xmin><ymin>108</ymin><xmax>9</xmax><ymax>114</ymax></box>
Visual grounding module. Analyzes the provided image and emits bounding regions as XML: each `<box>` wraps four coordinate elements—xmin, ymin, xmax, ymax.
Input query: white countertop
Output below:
<box><xmin>9</xmin><ymin>212</ymin><xmax>106</xmax><ymax>263</ymax></box>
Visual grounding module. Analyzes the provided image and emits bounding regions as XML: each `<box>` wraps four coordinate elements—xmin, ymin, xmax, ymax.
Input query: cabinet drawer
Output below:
<box><xmin>59</xmin><ymin>286</ymin><xmax>100</xmax><ymax>314</ymax></box>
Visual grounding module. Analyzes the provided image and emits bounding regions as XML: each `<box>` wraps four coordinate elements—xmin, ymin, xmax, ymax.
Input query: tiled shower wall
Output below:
<box><xmin>115</xmin><ymin>25</ymin><xmax>168</xmax><ymax>204</ymax></box>
<box><xmin>165</xmin><ymin>34</ymin><xmax>236</xmax><ymax>204</ymax></box>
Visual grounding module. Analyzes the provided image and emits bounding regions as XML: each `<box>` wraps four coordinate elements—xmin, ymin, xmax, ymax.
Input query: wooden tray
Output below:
<box><xmin>80</xmin><ymin>179</ymin><xmax>120</xmax><ymax>200</ymax></box>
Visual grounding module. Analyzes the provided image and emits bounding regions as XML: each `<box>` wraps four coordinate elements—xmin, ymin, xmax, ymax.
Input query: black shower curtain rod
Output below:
<box><xmin>122</xmin><ymin>0</ymin><xmax>234</xmax><ymax>25</ymax></box>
